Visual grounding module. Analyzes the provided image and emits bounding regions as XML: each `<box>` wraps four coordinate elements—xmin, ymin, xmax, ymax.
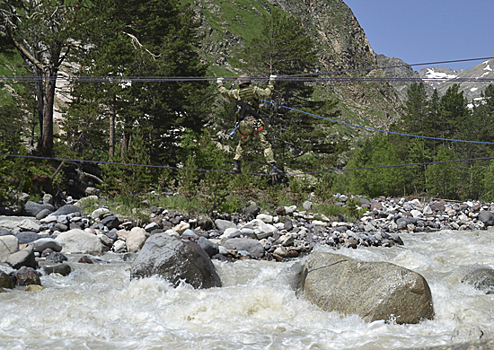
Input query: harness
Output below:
<box><xmin>235</xmin><ymin>99</ymin><xmax>264</xmax><ymax>137</ymax></box>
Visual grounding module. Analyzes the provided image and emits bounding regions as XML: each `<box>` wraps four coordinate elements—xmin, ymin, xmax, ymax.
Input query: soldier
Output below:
<box><xmin>217</xmin><ymin>75</ymin><xmax>283</xmax><ymax>175</ymax></box>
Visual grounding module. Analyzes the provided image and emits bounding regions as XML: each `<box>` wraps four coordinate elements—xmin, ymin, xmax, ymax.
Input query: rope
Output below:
<box><xmin>1</xmin><ymin>56</ymin><xmax>493</xmax><ymax>84</ymax></box>
<box><xmin>1</xmin><ymin>153</ymin><xmax>493</xmax><ymax>177</ymax></box>
<box><xmin>261</xmin><ymin>99</ymin><xmax>494</xmax><ymax>145</ymax></box>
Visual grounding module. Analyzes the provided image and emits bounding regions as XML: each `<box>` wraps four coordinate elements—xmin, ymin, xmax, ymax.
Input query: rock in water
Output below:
<box><xmin>130</xmin><ymin>233</ymin><xmax>222</xmax><ymax>289</ymax></box>
<box><xmin>301</xmin><ymin>252</ymin><xmax>434</xmax><ymax>324</ymax></box>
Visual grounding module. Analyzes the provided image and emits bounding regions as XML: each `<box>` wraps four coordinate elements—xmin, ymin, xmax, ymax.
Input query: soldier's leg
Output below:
<box><xmin>255</xmin><ymin>130</ymin><xmax>275</xmax><ymax>164</ymax></box>
<box><xmin>234</xmin><ymin>135</ymin><xmax>250</xmax><ymax>161</ymax></box>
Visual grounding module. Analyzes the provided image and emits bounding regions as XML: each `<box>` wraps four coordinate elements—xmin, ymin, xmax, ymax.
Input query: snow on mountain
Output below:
<box><xmin>418</xmin><ymin>55</ymin><xmax>494</xmax><ymax>103</ymax></box>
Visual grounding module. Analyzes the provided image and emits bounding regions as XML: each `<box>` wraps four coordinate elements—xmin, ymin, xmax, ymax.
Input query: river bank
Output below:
<box><xmin>3</xmin><ymin>195</ymin><xmax>494</xmax><ymax>349</ymax></box>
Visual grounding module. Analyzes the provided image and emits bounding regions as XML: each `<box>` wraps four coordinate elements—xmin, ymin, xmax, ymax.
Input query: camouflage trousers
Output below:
<box><xmin>234</xmin><ymin>118</ymin><xmax>275</xmax><ymax>164</ymax></box>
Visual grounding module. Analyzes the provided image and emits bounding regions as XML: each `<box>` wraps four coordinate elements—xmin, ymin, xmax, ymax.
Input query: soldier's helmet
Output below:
<box><xmin>237</xmin><ymin>75</ymin><xmax>252</xmax><ymax>86</ymax></box>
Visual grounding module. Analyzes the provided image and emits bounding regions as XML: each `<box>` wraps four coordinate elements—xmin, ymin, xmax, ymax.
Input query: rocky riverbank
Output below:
<box><xmin>2</xmin><ymin>193</ymin><xmax>494</xmax><ymax>290</ymax></box>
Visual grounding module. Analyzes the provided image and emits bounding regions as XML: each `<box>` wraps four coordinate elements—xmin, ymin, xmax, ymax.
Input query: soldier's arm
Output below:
<box><xmin>217</xmin><ymin>79</ymin><xmax>239</xmax><ymax>100</ymax></box>
<box><xmin>253</xmin><ymin>82</ymin><xmax>274</xmax><ymax>99</ymax></box>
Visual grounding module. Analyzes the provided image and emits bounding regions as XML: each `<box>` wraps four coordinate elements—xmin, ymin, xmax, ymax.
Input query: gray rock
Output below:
<box><xmin>461</xmin><ymin>268</ymin><xmax>494</xmax><ymax>294</ymax></box>
<box><xmin>0</xmin><ymin>235</ymin><xmax>19</xmax><ymax>262</ymax></box>
<box><xmin>51</xmin><ymin>205</ymin><xmax>83</xmax><ymax>217</ymax></box>
<box><xmin>197</xmin><ymin>236</ymin><xmax>219</xmax><ymax>258</ymax></box>
<box><xmin>223</xmin><ymin>238</ymin><xmax>265</xmax><ymax>259</ymax></box>
<box><xmin>240</xmin><ymin>219</ymin><xmax>277</xmax><ymax>239</ymax></box>
<box><xmin>6</xmin><ymin>246</ymin><xmax>37</xmax><ymax>269</ymax></box>
<box><xmin>0</xmin><ymin>217</ymin><xmax>40</xmax><ymax>233</ymax></box>
<box><xmin>45</xmin><ymin>251</ymin><xmax>68</xmax><ymax>263</ymax></box>
<box><xmin>130</xmin><ymin>233</ymin><xmax>221</xmax><ymax>289</ymax></box>
<box><xmin>23</xmin><ymin>201</ymin><xmax>54</xmax><ymax>217</ymax></box>
<box><xmin>0</xmin><ymin>228</ymin><xmax>12</xmax><ymax>236</ymax></box>
<box><xmin>35</xmin><ymin>209</ymin><xmax>53</xmax><ymax>220</ymax></box>
<box><xmin>301</xmin><ymin>252</ymin><xmax>434</xmax><ymax>324</ymax></box>
<box><xmin>100</xmin><ymin>215</ymin><xmax>121</xmax><ymax>229</ymax></box>
<box><xmin>56</xmin><ymin>229</ymin><xmax>104</xmax><ymax>255</ymax></box>
<box><xmin>478</xmin><ymin>211</ymin><xmax>494</xmax><ymax>227</ymax></box>
<box><xmin>15</xmin><ymin>231</ymin><xmax>40</xmax><ymax>245</ymax></box>
<box><xmin>215</xmin><ymin>219</ymin><xmax>237</xmax><ymax>231</ymax></box>
<box><xmin>42</xmin><ymin>263</ymin><xmax>72</xmax><ymax>276</ymax></box>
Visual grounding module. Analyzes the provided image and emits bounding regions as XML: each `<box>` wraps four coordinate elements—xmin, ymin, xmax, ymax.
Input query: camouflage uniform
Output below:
<box><xmin>217</xmin><ymin>78</ymin><xmax>276</xmax><ymax>167</ymax></box>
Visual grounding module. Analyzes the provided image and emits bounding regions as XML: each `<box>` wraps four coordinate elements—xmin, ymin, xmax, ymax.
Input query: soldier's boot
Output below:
<box><xmin>233</xmin><ymin>160</ymin><xmax>241</xmax><ymax>173</ymax></box>
<box><xmin>269</xmin><ymin>162</ymin><xmax>283</xmax><ymax>175</ymax></box>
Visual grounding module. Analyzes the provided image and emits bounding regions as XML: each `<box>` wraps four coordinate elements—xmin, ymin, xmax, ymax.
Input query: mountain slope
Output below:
<box><xmin>419</xmin><ymin>55</ymin><xmax>494</xmax><ymax>103</ymax></box>
<box><xmin>191</xmin><ymin>0</ymin><xmax>404</xmax><ymax>135</ymax></box>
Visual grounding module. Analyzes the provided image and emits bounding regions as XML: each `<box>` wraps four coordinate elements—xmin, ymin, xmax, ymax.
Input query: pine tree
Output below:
<box><xmin>240</xmin><ymin>8</ymin><xmax>343</xmax><ymax>171</ymax></box>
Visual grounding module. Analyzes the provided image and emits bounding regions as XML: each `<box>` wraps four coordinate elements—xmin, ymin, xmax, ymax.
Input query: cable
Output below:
<box><xmin>261</xmin><ymin>99</ymin><xmax>494</xmax><ymax>145</ymax></box>
<box><xmin>1</xmin><ymin>56</ymin><xmax>493</xmax><ymax>83</ymax></box>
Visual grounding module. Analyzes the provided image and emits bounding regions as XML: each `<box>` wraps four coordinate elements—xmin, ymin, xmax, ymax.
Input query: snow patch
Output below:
<box><xmin>471</xmin><ymin>87</ymin><xmax>479</xmax><ymax>92</ymax></box>
<box><xmin>424</xmin><ymin>68</ymin><xmax>457</xmax><ymax>80</ymax></box>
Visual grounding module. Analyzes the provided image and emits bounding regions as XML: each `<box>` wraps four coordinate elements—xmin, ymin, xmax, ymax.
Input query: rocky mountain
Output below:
<box><xmin>419</xmin><ymin>55</ymin><xmax>494</xmax><ymax>104</ymax></box>
<box><xmin>192</xmin><ymin>0</ymin><xmax>404</xmax><ymax>133</ymax></box>
<box><xmin>376</xmin><ymin>54</ymin><xmax>433</xmax><ymax>102</ymax></box>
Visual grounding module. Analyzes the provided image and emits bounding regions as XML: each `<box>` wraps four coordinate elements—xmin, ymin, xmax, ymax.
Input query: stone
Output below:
<box><xmin>256</xmin><ymin>214</ymin><xmax>273</xmax><ymax>224</ymax></box>
<box><xmin>99</xmin><ymin>215</ymin><xmax>121</xmax><ymax>229</ymax></box>
<box><xmin>478</xmin><ymin>211</ymin><xmax>494</xmax><ymax>227</ymax></box>
<box><xmin>112</xmin><ymin>240</ymin><xmax>127</xmax><ymax>253</ymax></box>
<box><xmin>0</xmin><ymin>218</ymin><xmax>40</xmax><ymax>233</ymax></box>
<box><xmin>91</xmin><ymin>207</ymin><xmax>111</xmax><ymax>219</ymax></box>
<box><xmin>0</xmin><ymin>235</ymin><xmax>19</xmax><ymax>262</ymax></box>
<box><xmin>301</xmin><ymin>252</ymin><xmax>434</xmax><ymax>324</ymax></box>
<box><xmin>6</xmin><ymin>245</ymin><xmax>37</xmax><ymax>269</ymax></box>
<box><xmin>51</xmin><ymin>205</ymin><xmax>83</xmax><ymax>217</ymax></box>
<box><xmin>222</xmin><ymin>238</ymin><xmax>265</xmax><ymax>259</ymax></box>
<box><xmin>36</xmin><ymin>209</ymin><xmax>53</xmax><ymax>220</ymax></box>
<box><xmin>126</xmin><ymin>227</ymin><xmax>147</xmax><ymax>253</ymax></box>
<box><xmin>15</xmin><ymin>266</ymin><xmax>41</xmax><ymax>286</ymax></box>
<box><xmin>173</xmin><ymin>222</ymin><xmax>190</xmax><ymax>234</ymax></box>
<box><xmin>461</xmin><ymin>268</ymin><xmax>494</xmax><ymax>294</ymax></box>
<box><xmin>32</xmin><ymin>238</ymin><xmax>63</xmax><ymax>252</ymax></box>
<box><xmin>130</xmin><ymin>233</ymin><xmax>221</xmax><ymax>289</ymax></box>
<box><xmin>197</xmin><ymin>236</ymin><xmax>219</xmax><ymax>258</ymax></box>
<box><xmin>0</xmin><ymin>269</ymin><xmax>14</xmax><ymax>289</ymax></box>
<box><xmin>23</xmin><ymin>201</ymin><xmax>54</xmax><ymax>217</ymax></box>
<box><xmin>215</xmin><ymin>219</ymin><xmax>237</xmax><ymax>231</ymax></box>
<box><xmin>240</xmin><ymin>219</ymin><xmax>277</xmax><ymax>239</ymax></box>
<box><xmin>56</xmin><ymin>229</ymin><xmax>104</xmax><ymax>255</ymax></box>
<box><xmin>45</xmin><ymin>251</ymin><xmax>68</xmax><ymax>263</ymax></box>
<box><xmin>25</xmin><ymin>284</ymin><xmax>44</xmax><ymax>292</ymax></box>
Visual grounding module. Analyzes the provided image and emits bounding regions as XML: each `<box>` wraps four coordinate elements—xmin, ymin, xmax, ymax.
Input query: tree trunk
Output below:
<box><xmin>41</xmin><ymin>70</ymin><xmax>57</xmax><ymax>157</ymax></box>
<box><xmin>110</xmin><ymin>97</ymin><xmax>116</xmax><ymax>157</ymax></box>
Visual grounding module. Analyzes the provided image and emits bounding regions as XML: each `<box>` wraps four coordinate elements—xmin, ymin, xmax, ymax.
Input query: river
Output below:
<box><xmin>2</xmin><ymin>228</ymin><xmax>494</xmax><ymax>349</ymax></box>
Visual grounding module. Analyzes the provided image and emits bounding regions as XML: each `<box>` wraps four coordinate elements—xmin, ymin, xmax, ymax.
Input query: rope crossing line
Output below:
<box><xmin>1</xmin><ymin>153</ymin><xmax>493</xmax><ymax>177</ymax></box>
<box><xmin>261</xmin><ymin>100</ymin><xmax>494</xmax><ymax>145</ymax></box>
<box><xmin>1</xmin><ymin>56</ymin><xmax>493</xmax><ymax>83</ymax></box>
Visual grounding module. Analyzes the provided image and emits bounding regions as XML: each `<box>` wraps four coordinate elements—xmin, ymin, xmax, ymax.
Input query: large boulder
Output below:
<box><xmin>130</xmin><ymin>233</ymin><xmax>222</xmax><ymax>289</ymax></box>
<box><xmin>0</xmin><ymin>235</ymin><xmax>19</xmax><ymax>263</ymax></box>
<box><xmin>301</xmin><ymin>252</ymin><xmax>434</xmax><ymax>324</ymax></box>
<box><xmin>56</xmin><ymin>229</ymin><xmax>104</xmax><ymax>255</ymax></box>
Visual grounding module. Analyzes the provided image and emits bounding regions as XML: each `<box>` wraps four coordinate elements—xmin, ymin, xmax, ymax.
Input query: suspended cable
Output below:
<box><xmin>261</xmin><ymin>99</ymin><xmax>494</xmax><ymax>145</ymax></box>
<box><xmin>1</xmin><ymin>56</ymin><xmax>493</xmax><ymax>84</ymax></box>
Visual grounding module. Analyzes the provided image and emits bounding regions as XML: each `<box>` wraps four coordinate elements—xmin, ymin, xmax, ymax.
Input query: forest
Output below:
<box><xmin>1</xmin><ymin>0</ymin><xmax>494</xmax><ymax>216</ymax></box>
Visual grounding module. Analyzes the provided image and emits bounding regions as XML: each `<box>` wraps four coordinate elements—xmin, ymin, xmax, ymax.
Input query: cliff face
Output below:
<box><xmin>192</xmin><ymin>0</ymin><xmax>404</xmax><ymax>131</ymax></box>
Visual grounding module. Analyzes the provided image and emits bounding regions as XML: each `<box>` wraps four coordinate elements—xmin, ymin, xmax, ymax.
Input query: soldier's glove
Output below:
<box><xmin>217</xmin><ymin>77</ymin><xmax>224</xmax><ymax>84</ymax></box>
<box><xmin>269</xmin><ymin>75</ymin><xmax>277</xmax><ymax>81</ymax></box>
